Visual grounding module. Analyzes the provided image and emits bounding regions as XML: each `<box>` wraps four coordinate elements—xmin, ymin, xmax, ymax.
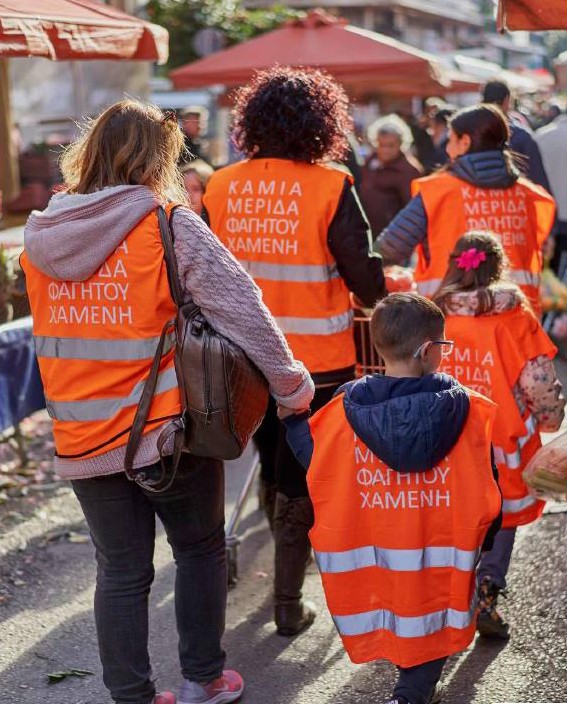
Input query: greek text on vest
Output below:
<box><xmin>355</xmin><ymin>442</ymin><xmax>451</xmax><ymax>510</ymax></box>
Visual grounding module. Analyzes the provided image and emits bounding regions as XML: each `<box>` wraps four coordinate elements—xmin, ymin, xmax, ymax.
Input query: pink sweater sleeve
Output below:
<box><xmin>170</xmin><ymin>206</ymin><xmax>314</xmax><ymax>410</ymax></box>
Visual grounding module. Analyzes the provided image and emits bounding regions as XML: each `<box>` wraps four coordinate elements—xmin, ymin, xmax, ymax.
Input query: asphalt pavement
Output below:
<box><xmin>1</xmin><ymin>422</ymin><xmax>567</xmax><ymax>704</ymax></box>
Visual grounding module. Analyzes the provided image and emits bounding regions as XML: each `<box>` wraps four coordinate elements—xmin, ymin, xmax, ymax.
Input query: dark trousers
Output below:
<box><xmin>393</xmin><ymin>656</ymin><xmax>446</xmax><ymax>704</ymax></box>
<box><xmin>72</xmin><ymin>455</ymin><xmax>227</xmax><ymax>704</ymax></box>
<box><xmin>254</xmin><ymin>384</ymin><xmax>339</xmax><ymax>499</ymax></box>
<box><xmin>477</xmin><ymin>526</ymin><xmax>517</xmax><ymax>589</ymax></box>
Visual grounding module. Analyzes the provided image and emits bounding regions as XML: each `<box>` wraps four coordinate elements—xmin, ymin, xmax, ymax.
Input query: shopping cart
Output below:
<box><xmin>225</xmin><ymin>456</ymin><xmax>261</xmax><ymax>588</ymax></box>
<box><xmin>354</xmin><ymin>311</ymin><xmax>385</xmax><ymax>377</ymax></box>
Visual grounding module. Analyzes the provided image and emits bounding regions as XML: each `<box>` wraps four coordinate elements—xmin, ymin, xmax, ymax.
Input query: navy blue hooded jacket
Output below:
<box><xmin>284</xmin><ymin>372</ymin><xmax>502</xmax><ymax>550</ymax></box>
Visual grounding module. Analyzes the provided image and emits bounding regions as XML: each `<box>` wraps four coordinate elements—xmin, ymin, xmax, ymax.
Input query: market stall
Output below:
<box><xmin>170</xmin><ymin>9</ymin><xmax>453</xmax><ymax>97</ymax></box>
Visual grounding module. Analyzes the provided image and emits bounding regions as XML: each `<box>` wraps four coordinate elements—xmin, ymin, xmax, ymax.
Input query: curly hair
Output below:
<box><xmin>231</xmin><ymin>66</ymin><xmax>352</xmax><ymax>163</ymax></box>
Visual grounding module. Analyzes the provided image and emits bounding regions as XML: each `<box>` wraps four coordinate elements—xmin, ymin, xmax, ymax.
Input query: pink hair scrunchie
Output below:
<box><xmin>456</xmin><ymin>248</ymin><xmax>487</xmax><ymax>272</ymax></box>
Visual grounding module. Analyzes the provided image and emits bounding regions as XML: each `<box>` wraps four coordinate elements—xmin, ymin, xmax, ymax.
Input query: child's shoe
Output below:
<box><xmin>477</xmin><ymin>577</ymin><xmax>510</xmax><ymax>640</ymax></box>
<box><xmin>178</xmin><ymin>671</ymin><xmax>244</xmax><ymax>704</ymax></box>
<box><xmin>383</xmin><ymin>699</ymin><xmax>408</xmax><ymax>704</ymax></box>
<box><xmin>155</xmin><ymin>693</ymin><xmax>176</xmax><ymax>704</ymax></box>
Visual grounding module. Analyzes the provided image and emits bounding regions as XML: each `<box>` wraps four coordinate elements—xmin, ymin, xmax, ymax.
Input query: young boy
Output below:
<box><xmin>282</xmin><ymin>293</ymin><xmax>502</xmax><ymax>704</ymax></box>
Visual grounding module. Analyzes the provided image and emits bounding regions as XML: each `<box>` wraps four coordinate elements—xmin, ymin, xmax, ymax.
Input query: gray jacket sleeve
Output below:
<box><xmin>374</xmin><ymin>193</ymin><xmax>428</xmax><ymax>264</ymax></box>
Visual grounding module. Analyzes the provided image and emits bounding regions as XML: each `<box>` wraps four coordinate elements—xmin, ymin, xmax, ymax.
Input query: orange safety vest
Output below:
<box><xmin>204</xmin><ymin>158</ymin><xmax>355</xmax><ymax>374</ymax></box>
<box><xmin>411</xmin><ymin>173</ymin><xmax>555</xmax><ymax>311</ymax></box>
<box><xmin>21</xmin><ymin>206</ymin><xmax>181</xmax><ymax>459</ymax></box>
<box><xmin>441</xmin><ymin>305</ymin><xmax>556</xmax><ymax>528</ymax></box>
<box><xmin>308</xmin><ymin>391</ymin><xmax>501</xmax><ymax>668</ymax></box>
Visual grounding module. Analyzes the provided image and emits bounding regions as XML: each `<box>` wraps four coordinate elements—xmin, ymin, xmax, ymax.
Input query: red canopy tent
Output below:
<box><xmin>170</xmin><ymin>10</ymin><xmax>450</xmax><ymax>97</ymax></box>
<box><xmin>498</xmin><ymin>0</ymin><xmax>567</xmax><ymax>30</ymax></box>
<box><xmin>0</xmin><ymin>0</ymin><xmax>167</xmax><ymax>206</ymax></box>
<box><xmin>0</xmin><ymin>0</ymin><xmax>168</xmax><ymax>61</ymax></box>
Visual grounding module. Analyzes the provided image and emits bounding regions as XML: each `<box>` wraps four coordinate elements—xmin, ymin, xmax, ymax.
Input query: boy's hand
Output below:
<box><xmin>277</xmin><ymin>404</ymin><xmax>309</xmax><ymax>420</ymax></box>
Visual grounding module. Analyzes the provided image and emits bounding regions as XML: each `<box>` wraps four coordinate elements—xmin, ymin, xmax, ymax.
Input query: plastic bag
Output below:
<box><xmin>522</xmin><ymin>431</ymin><xmax>567</xmax><ymax>501</ymax></box>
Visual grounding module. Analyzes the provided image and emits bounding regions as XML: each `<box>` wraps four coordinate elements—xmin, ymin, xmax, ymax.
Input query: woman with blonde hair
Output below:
<box><xmin>21</xmin><ymin>100</ymin><xmax>314</xmax><ymax>704</ymax></box>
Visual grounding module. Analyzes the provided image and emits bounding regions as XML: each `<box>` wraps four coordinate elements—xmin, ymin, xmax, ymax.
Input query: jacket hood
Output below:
<box><xmin>24</xmin><ymin>185</ymin><xmax>160</xmax><ymax>281</ymax></box>
<box><xmin>439</xmin><ymin>285</ymin><xmax>523</xmax><ymax>317</ymax></box>
<box><xmin>342</xmin><ymin>373</ymin><xmax>470</xmax><ymax>472</ymax></box>
<box><xmin>449</xmin><ymin>151</ymin><xmax>519</xmax><ymax>189</ymax></box>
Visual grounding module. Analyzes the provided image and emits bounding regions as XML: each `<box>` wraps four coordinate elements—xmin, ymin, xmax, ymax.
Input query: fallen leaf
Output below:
<box><xmin>47</xmin><ymin>668</ymin><xmax>94</xmax><ymax>684</ymax></box>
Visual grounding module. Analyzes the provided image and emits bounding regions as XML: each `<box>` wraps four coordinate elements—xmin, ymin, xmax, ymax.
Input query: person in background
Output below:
<box><xmin>203</xmin><ymin>66</ymin><xmax>386</xmax><ymax>638</ymax></box>
<box><xmin>405</xmin><ymin>98</ymin><xmax>442</xmax><ymax>172</ymax></box>
<box><xmin>376</xmin><ymin>104</ymin><xmax>556</xmax><ymax>312</ymax></box>
<box><xmin>430</xmin><ymin>106</ymin><xmax>456</xmax><ymax>169</ymax></box>
<box><xmin>182</xmin><ymin>159</ymin><xmax>214</xmax><ymax>217</ymax></box>
<box><xmin>360</xmin><ymin>115</ymin><xmax>423</xmax><ymax>238</ymax></box>
<box><xmin>179</xmin><ymin>106</ymin><xmax>213</xmax><ymax>168</ymax></box>
<box><xmin>434</xmin><ymin>231</ymin><xmax>564</xmax><ymax>639</ymax></box>
<box><xmin>282</xmin><ymin>292</ymin><xmax>502</xmax><ymax>704</ymax></box>
<box><xmin>537</xmin><ymin>106</ymin><xmax>567</xmax><ymax>274</ymax></box>
<box><xmin>21</xmin><ymin>100</ymin><xmax>315</xmax><ymax>704</ymax></box>
<box><xmin>482</xmin><ymin>80</ymin><xmax>552</xmax><ymax>192</ymax></box>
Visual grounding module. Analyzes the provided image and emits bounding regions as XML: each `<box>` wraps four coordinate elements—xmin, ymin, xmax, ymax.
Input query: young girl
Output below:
<box><xmin>433</xmin><ymin>231</ymin><xmax>565</xmax><ymax>639</ymax></box>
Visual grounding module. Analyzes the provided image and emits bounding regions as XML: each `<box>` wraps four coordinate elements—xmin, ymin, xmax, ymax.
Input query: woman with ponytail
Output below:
<box><xmin>433</xmin><ymin>231</ymin><xmax>564</xmax><ymax>639</ymax></box>
<box><xmin>376</xmin><ymin>104</ymin><xmax>555</xmax><ymax>312</ymax></box>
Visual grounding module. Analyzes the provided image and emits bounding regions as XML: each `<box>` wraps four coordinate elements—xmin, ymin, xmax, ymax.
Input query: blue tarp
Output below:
<box><xmin>0</xmin><ymin>316</ymin><xmax>45</xmax><ymax>432</ymax></box>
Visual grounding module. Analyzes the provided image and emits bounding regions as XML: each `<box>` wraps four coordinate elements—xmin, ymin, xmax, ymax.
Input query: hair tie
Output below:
<box><xmin>456</xmin><ymin>248</ymin><xmax>487</xmax><ymax>271</ymax></box>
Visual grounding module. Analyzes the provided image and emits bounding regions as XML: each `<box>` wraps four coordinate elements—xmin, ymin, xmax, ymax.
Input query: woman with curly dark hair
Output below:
<box><xmin>204</xmin><ymin>66</ymin><xmax>386</xmax><ymax>637</ymax></box>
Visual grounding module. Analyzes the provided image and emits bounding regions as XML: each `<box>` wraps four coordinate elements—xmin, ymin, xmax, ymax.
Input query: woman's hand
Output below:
<box><xmin>277</xmin><ymin>404</ymin><xmax>309</xmax><ymax>420</ymax></box>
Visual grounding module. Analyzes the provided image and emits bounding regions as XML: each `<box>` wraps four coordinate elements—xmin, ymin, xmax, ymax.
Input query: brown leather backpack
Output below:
<box><xmin>124</xmin><ymin>206</ymin><xmax>269</xmax><ymax>491</ymax></box>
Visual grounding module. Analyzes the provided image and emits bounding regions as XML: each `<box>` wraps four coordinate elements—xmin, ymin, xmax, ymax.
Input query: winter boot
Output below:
<box><xmin>273</xmin><ymin>493</ymin><xmax>317</xmax><ymax>636</ymax></box>
<box><xmin>258</xmin><ymin>479</ymin><xmax>277</xmax><ymax>534</ymax></box>
<box><xmin>477</xmin><ymin>577</ymin><xmax>510</xmax><ymax>640</ymax></box>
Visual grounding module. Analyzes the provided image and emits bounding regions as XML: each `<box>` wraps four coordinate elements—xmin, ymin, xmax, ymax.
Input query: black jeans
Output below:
<box><xmin>254</xmin><ymin>384</ymin><xmax>340</xmax><ymax>499</ymax></box>
<box><xmin>72</xmin><ymin>455</ymin><xmax>227</xmax><ymax>704</ymax></box>
<box><xmin>393</xmin><ymin>656</ymin><xmax>447</xmax><ymax>704</ymax></box>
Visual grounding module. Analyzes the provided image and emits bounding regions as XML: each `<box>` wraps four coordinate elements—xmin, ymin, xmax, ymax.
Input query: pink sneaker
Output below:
<box><xmin>178</xmin><ymin>670</ymin><xmax>244</xmax><ymax>704</ymax></box>
<box><xmin>155</xmin><ymin>693</ymin><xmax>176</xmax><ymax>704</ymax></box>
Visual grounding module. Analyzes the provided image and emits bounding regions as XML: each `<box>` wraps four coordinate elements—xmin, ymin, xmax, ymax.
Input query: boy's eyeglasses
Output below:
<box><xmin>412</xmin><ymin>340</ymin><xmax>454</xmax><ymax>359</ymax></box>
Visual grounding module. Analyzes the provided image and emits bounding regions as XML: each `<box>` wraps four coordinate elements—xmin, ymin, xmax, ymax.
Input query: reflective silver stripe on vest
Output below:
<box><xmin>416</xmin><ymin>279</ymin><xmax>442</xmax><ymax>297</ymax></box>
<box><xmin>239</xmin><ymin>260</ymin><xmax>340</xmax><ymax>283</ymax></box>
<box><xmin>502</xmin><ymin>495</ymin><xmax>538</xmax><ymax>514</ymax></box>
<box><xmin>34</xmin><ymin>334</ymin><xmax>175</xmax><ymax>361</ymax></box>
<box><xmin>45</xmin><ymin>367</ymin><xmax>178</xmax><ymax>422</ymax></box>
<box><xmin>510</xmin><ymin>270</ymin><xmax>539</xmax><ymax>287</ymax></box>
<box><xmin>315</xmin><ymin>545</ymin><xmax>480</xmax><ymax>574</ymax></box>
<box><xmin>333</xmin><ymin>603</ymin><xmax>476</xmax><ymax>639</ymax></box>
<box><xmin>518</xmin><ymin>414</ymin><xmax>537</xmax><ymax>448</ymax></box>
<box><xmin>276</xmin><ymin>310</ymin><xmax>353</xmax><ymax>336</ymax></box>
<box><xmin>493</xmin><ymin>415</ymin><xmax>537</xmax><ymax>470</ymax></box>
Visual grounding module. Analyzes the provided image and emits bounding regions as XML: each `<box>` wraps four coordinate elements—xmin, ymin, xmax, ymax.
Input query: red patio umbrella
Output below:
<box><xmin>498</xmin><ymin>0</ymin><xmax>567</xmax><ymax>30</ymax></box>
<box><xmin>0</xmin><ymin>0</ymin><xmax>168</xmax><ymax>209</ymax></box>
<box><xmin>170</xmin><ymin>10</ymin><xmax>450</xmax><ymax>97</ymax></box>
<box><xmin>0</xmin><ymin>0</ymin><xmax>168</xmax><ymax>62</ymax></box>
